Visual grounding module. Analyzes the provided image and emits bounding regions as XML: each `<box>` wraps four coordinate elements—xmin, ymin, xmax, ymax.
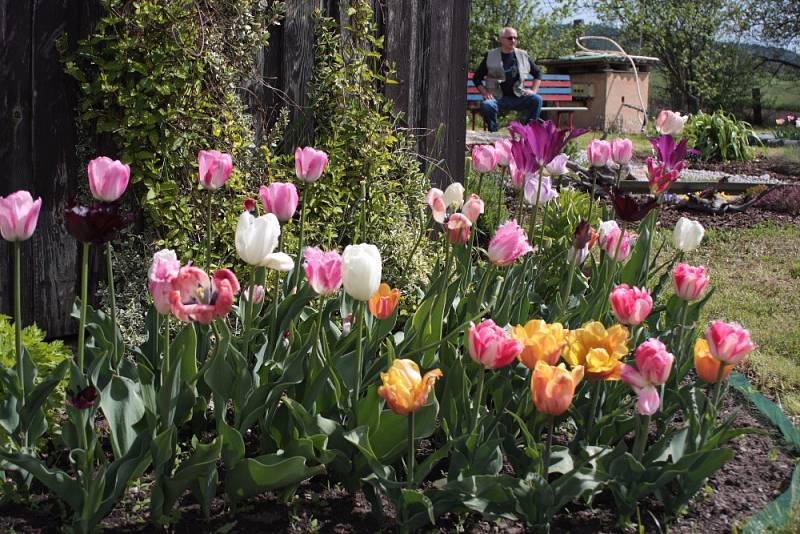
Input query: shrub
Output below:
<box><xmin>684</xmin><ymin>110</ymin><xmax>757</xmax><ymax>162</ymax></box>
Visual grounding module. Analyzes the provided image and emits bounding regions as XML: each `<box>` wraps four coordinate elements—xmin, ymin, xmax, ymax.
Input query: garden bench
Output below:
<box><xmin>467</xmin><ymin>72</ymin><xmax>588</xmax><ymax>130</ymax></box>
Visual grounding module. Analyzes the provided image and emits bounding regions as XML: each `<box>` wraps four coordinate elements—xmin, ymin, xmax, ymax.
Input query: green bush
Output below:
<box><xmin>0</xmin><ymin>315</ymin><xmax>70</xmax><ymax>443</ymax></box>
<box><xmin>64</xmin><ymin>0</ymin><xmax>284</xmax><ymax>264</ymax></box>
<box><xmin>684</xmin><ymin>110</ymin><xmax>757</xmax><ymax>162</ymax></box>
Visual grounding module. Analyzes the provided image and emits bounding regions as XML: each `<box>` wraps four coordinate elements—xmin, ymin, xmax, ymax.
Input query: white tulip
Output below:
<box><xmin>342</xmin><ymin>243</ymin><xmax>382</xmax><ymax>301</ymax></box>
<box><xmin>673</xmin><ymin>217</ymin><xmax>704</xmax><ymax>252</ymax></box>
<box><xmin>443</xmin><ymin>182</ymin><xmax>465</xmax><ymax>210</ymax></box>
<box><xmin>235</xmin><ymin>211</ymin><xmax>294</xmax><ymax>270</ymax></box>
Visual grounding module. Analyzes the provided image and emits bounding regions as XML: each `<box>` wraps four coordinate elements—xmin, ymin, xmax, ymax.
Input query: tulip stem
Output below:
<box><xmin>587</xmin><ymin>168</ymin><xmax>597</xmax><ymax>224</ymax></box>
<box><xmin>313</xmin><ymin>296</ymin><xmax>327</xmax><ymax>367</ymax></box>
<box><xmin>163</xmin><ymin>314</ymin><xmax>170</xmax><ymax>375</ymax></box>
<box><xmin>586</xmin><ymin>381</ymin><xmax>601</xmax><ymax>442</ymax></box>
<box><xmin>77</xmin><ymin>242</ymin><xmax>90</xmax><ymax>374</ymax></box>
<box><xmin>407</xmin><ymin>411</ymin><xmax>416</xmax><ymax>488</ymax></box>
<box><xmin>527</xmin><ymin>168</ymin><xmax>543</xmax><ymax>241</ymax></box>
<box><xmin>204</xmin><ymin>191</ymin><xmax>213</xmax><ymax>272</ymax></box>
<box><xmin>495</xmin><ymin>167</ymin><xmax>506</xmax><ymax>217</ymax></box>
<box><xmin>515</xmin><ymin>188</ymin><xmax>524</xmax><ymax>222</ymax></box>
<box><xmin>106</xmin><ymin>242</ymin><xmax>119</xmax><ymax>368</ymax></box>
<box><xmin>245</xmin><ymin>267</ymin><xmax>257</xmax><ymax>357</ymax></box>
<box><xmin>472</xmin><ymin>366</ymin><xmax>486</xmax><ymax>433</ymax></box>
<box><xmin>13</xmin><ymin>241</ymin><xmax>25</xmax><ymax>435</ymax></box>
<box><xmin>633</xmin><ymin>414</ymin><xmax>651</xmax><ymax>460</ymax></box>
<box><xmin>710</xmin><ymin>362</ymin><xmax>729</xmax><ymax>418</ymax></box>
<box><xmin>558</xmin><ymin>263</ymin><xmax>576</xmax><ymax>319</ymax></box>
<box><xmin>292</xmin><ymin>184</ymin><xmax>310</xmax><ymax>290</ymax></box>
<box><xmin>352</xmin><ymin>303</ymin><xmax>365</xmax><ymax>426</ymax></box>
<box><xmin>272</xmin><ymin>234</ymin><xmax>283</xmax><ymax>334</ymax></box>
<box><xmin>543</xmin><ymin>416</ymin><xmax>555</xmax><ymax>479</ymax></box>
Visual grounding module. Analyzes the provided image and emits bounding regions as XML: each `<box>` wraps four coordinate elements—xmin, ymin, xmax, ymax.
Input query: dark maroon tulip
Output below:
<box><xmin>64</xmin><ymin>200</ymin><xmax>135</xmax><ymax>244</ymax></box>
<box><xmin>66</xmin><ymin>385</ymin><xmax>98</xmax><ymax>410</ymax></box>
<box><xmin>611</xmin><ymin>191</ymin><xmax>658</xmax><ymax>223</ymax></box>
<box><xmin>572</xmin><ymin>220</ymin><xmax>593</xmax><ymax>249</ymax></box>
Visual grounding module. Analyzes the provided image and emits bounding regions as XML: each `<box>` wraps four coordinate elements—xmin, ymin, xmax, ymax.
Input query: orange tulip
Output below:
<box><xmin>377</xmin><ymin>359</ymin><xmax>443</xmax><ymax>415</ymax></box>
<box><xmin>531</xmin><ymin>360</ymin><xmax>584</xmax><ymax>416</ymax></box>
<box><xmin>511</xmin><ymin>320</ymin><xmax>567</xmax><ymax>368</ymax></box>
<box><xmin>368</xmin><ymin>283</ymin><xmax>400</xmax><ymax>320</ymax></box>
<box><xmin>694</xmin><ymin>338</ymin><xmax>732</xmax><ymax>383</ymax></box>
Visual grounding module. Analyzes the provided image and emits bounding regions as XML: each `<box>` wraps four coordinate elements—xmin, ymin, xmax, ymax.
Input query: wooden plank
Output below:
<box><xmin>384</xmin><ymin>0</ymin><xmax>413</xmax><ymax>117</ymax></box>
<box><xmin>281</xmin><ymin>0</ymin><xmax>317</xmax><ymax>148</ymax></box>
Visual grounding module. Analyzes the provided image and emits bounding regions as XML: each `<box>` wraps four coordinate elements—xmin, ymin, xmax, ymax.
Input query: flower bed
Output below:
<box><xmin>0</xmin><ymin>115</ymin><xmax>778</xmax><ymax>533</ymax></box>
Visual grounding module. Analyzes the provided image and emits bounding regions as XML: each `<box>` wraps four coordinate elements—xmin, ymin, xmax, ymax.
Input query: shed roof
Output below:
<box><xmin>538</xmin><ymin>53</ymin><xmax>661</xmax><ymax>72</ymax></box>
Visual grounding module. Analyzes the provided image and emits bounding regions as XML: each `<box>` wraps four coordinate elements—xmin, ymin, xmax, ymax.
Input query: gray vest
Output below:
<box><xmin>485</xmin><ymin>47</ymin><xmax>530</xmax><ymax>98</ymax></box>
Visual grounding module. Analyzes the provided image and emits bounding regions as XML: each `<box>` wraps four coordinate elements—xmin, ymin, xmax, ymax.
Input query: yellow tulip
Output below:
<box><xmin>531</xmin><ymin>360</ymin><xmax>584</xmax><ymax>416</ymax></box>
<box><xmin>563</xmin><ymin>321</ymin><xmax>629</xmax><ymax>381</ymax></box>
<box><xmin>377</xmin><ymin>359</ymin><xmax>443</xmax><ymax>415</ymax></box>
<box><xmin>511</xmin><ymin>319</ymin><xmax>567</xmax><ymax>368</ymax></box>
<box><xmin>694</xmin><ymin>338</ymin><xmax>732</xmax><ymax>383</ymax></box>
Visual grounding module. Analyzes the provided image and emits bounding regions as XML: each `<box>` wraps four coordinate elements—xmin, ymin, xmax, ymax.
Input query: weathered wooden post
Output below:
<box><xmin>752</xmin><ymin>87</ymin><xmax>763</xmax><ymax>126</ymax></box>
<box><xmin>0</xmin><ymin>0</ymin><xmax>100</xmax><ymax>337</ymax></box>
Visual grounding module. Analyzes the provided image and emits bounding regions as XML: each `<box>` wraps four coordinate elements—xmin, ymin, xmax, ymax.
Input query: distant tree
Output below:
<box><xmin>753</xmin><ymin>0</ymin><xmax>800</xmax><ymax>50</ymax></box>
<box><xmin>469</xmin><ymin>0</ymin><xmax>581</xmax><ymax>68</ymax></box>
<box><xmin>592</xmin><ymin>0</ymin><xmax>757</xmax><ymax>113</ymax></box>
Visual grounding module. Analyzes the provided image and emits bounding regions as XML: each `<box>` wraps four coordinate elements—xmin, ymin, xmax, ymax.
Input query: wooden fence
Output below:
<box><xmin>0</xmin><ymin>0</ymin><xmax>470</xmax><ymax>337</ymax></box>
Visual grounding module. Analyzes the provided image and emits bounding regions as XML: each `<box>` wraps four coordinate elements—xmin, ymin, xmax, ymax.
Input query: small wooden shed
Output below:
<box><xmin>539</xmin><ymin>54</ymin><xmax>660</xmax><ymax>133</ymax></box>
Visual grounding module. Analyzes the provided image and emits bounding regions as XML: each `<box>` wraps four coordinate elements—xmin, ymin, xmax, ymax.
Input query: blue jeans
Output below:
<box><xmin>479</xmin><ymin>93</ymin><xmax>543</xmax><ymax>132</ymax></box>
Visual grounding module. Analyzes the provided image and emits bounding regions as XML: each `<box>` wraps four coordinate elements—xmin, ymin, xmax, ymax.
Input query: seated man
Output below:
<box><xmin>473</xmin><ymin>27</ymin><xmax>543</xmax><ymax>132</ymax></box>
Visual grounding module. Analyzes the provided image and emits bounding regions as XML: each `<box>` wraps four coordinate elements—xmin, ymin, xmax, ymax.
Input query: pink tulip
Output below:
<box><xmin>611</xmin><ymin>138</ymin><xmax>633</xmax><ymax>165</ymax></box>
<box><xmin>243</xmin><ymin>285</ymin><xmax>265</xmax><ymax>304</ymax></box>
<box><xmin>259</xmin><ymin>182</ymin><xmax>299</xmax><ymax>222</ymax></box>
<box><xmin>294</xmin><ymin>146</ymin><xmax>329</xmax><ymax>183</ymax></box>
<box><xmin>704</xmin><ymin>321</ymin><xmax>754</xmax><ymax>365</ymax></box>
<box><xmin>148</xmin><ymin>249</ymin><xmax>181</xmax><ymax>314</ymax></box>
<box><xmin>303</xmin><ymin>246</ymin><xmax>343</xmax><ymax>296</ymax></box>
<box><xmin>587</xmin><ymin>139</ymin><xmax>611</xmax><ymax>167</ymax></box>
<box><xmin>198</xmin><ymin>150</ymin><xmax>233</xmax><ymax>190</ymax></box>
<box><xmin>88</xmin><ymin>156</ymin><xmax>130</xmax><ymax>202</ymax></box>
<box><xmin>169</xmin><ymin>266</ymin><xmax>240</xmax><ymax>324</ymax></box>
<box><xmin>672</xmin><ymin>263</ymin><xmax>709</xmax><ymax>301</ymax></box>
<box><xmin>488</xmin><ymin>219</ymin><xmax>533</xmax><ymax>266</ymax></box>
<box><xmin>0</xmin><ymin>190</ymin><xmax>42</xmax><ymax>242</ymax></box>
<box><xmin>468</xmin><ymin>320</ymin><xmax>523</xmax><ymax>369</ymax></box>
<box><xmin>609</xmin><ymin>284</ymin><xmax>653</xmax><ymax>326</ymax></box>
<box><xmin>494</xmin><ymin>139</ymin><xmax>513</xmax><ymax>167</ymax></box>
<box><xmin>509</xmin><ymin>158</ymin><xmax>525</xmax><ymax>189</ymax></box>
<box><xmin>426</xmin><ymin>188</ymin><xmax>447</xmax><ymax>223</ymax></box>
<box><xmin>446</xmin><ymin>213</ymin><xmax>472</xmax><ymax>245</ymax></box>
<box><xmin>656</xmin><ymin>110</ymin><xmax>688</xmax><ymax>136</ymax></box>
<box><xmin>544</xmin><ymin>154</ymin><xmax>569</xmax><ymax>176</ymax></box>
<box><xmin>600</xmin><ymin>226</ymin><xmax>633</xmax><ymax>262</ymax></box>
<box><xmin>462</xmin><ymin>194</ymin><xmax>484</xmax><ymax>223</ymax></box>
<box><xmin>243</xmin><ymin>198</ymin><xmax>257</xmax><ymax>212</ymax></box>
<box><xmin>621</xmin><ymin>338</ymin><xmax>674</xmax><ymax>415</ymax></box>
<box><xmin>471</xmin><ymin>144</ymin><xmax>498</xmax><ymax>173</ymax></box>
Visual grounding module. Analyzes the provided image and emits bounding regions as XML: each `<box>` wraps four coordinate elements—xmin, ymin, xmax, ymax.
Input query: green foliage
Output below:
<box><xmin>469</xmin><ymin>0</ymin><xmax>581</xmax><ymax>67</ymax></box>
<box><xmin>261</xmin><ymin>3</ymin><xmax>436</xmax><ymax>293</ymax></box>
<box><xmin>64</xmin><ymin>0</ymin><xmax>284</xmax><ymax>263</ymax></box>
<box><xmin>685</xmin><ymin>110</ymin><xmax>757</xmax><ymax>162</ymax></box>
<box><xmin>0</xmin><ymin>315</ymin><xmax>70</xmax><ymax>442</ymax></box>
<box><xmin>593</xmin><ymin>0</ymin><xmax>757</xmax><ymax>112</ymax></box>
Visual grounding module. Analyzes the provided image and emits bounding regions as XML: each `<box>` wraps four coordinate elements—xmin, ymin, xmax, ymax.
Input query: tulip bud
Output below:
<box><xmin>368</xmin><ymin>283</ymin><xmax>401</xmax><ymax>320</ymax></box>
<box><xmin>600</xmin><ymin>226</ymin><xmax>633</xmax><ymax>262</ymax></box>
<box><xmin>611</xmin><ymin>138</ymin><xmax>633</xmax><ymax>165</ymax></box>
<box><xmin>509</xmin><ymin>158</ymin><xmax>525</xmax><ymax>189</ymax></box>
<box><xmin>342</xmin><ymin>243</ymin><xmax>382</xmax><ymax>301</ymax></box>
<box><xmin>471</xmin><ymin>144</ymin><xmax>499</xmax><ymax>173</ymax></box>
<box><xmin>259</xmin><ymin>182</ymin><xmax>299</xmax><ymax>222</ymax></box>
<box><xmin>656</xmin><ymin>110</ymin><xmax>688</xmax><ymax>136</ymax></box>
<box><xmin>609</xmin><ymin>284</ymin><xmax>653</xmax><ymax>326</ymax></box>
<box><xmin>235</xmin><ymin>211</ymin><xmax>294</xmax><ymax>270</ymax></box>
<box><xmin>243</xmin><ymin>285</ymin><xmax>265</xmax><ymax>304</ymax></box>
<box><xmin>148</xmin><ymin>249</ymin><xmax>181</xmax><ymax>314</ymax></box>
<box><xmin>531</xmin><ymin>361</ymin><xmax>583</xmax><ymax>416</ymax></box>
<box><xmin>468</xmin><ymin>320</ymin><xmax>523</xmax><ymax>369</ymax></box>
<box><xmin>704</xmin><ymin>321</ymin><xmax>754</xmax><ymax>365</ymax></box>
<box><xmin>672</xmin><ymin>263</ymin><xmax>710</xmax><ymax>301</ymax></box>
<box><xmin>294</xmin><ymin>147</ymin><xmax>329</xmax><ymax>183</ymax></box>
<box><xmin>587</xmin><ymin>139</ymin><xmax>611</xmax><ymax>167</ymax></box>
<box><xmin>544</xmin><ymin>154</ymin><xmax>569</xmax><ymax>176</ymax></box>
<box><xmin>426</xmin><ymin>188</ymin><xmax>447</xmax><ymax>224</ymax></box>
<box><xmin>198</xmin><ymin>150</ymin><xmax>233</xmax><ymax>190</ymax></box>
<box><xmin>0</xmin><ymin>190</ymin><xmax>42</xmax><ymax>242</ymax></box>
<box><xmin>494</xmin><ymin>139</ymin><xmax>513</xmax><ymax>167</ymax></box>
<box><xmin>446</xmin><ymin>212</ymin><xmax>472</xmax><ymax>245</ymax></box>
<box><xmin>88</xmin><ymin>156</ymin><xmax>130</xmax><ymax>202</ymax></box>
<box><xmin>673</xmin><ymin>217</ymin><xmax>704</xmax><ymax>252</ymax></box>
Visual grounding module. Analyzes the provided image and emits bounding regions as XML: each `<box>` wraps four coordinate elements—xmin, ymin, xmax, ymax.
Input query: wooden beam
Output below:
<box><xmin>614</xmin><ymin>180</ymin><xmax>783</xmax><ymax>194</ymax></box>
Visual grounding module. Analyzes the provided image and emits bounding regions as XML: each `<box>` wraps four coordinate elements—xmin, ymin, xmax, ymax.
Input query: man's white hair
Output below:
<box><xmin>499</xmin><ymin>26</ymin><xmax>517</xmax><ymax>41</ymax></box>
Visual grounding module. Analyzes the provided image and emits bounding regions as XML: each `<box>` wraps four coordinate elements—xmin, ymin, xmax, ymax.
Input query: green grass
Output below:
<box><xmin>685</xmin><ymin>223</ymin><xmax>800</xmax><ymax>414</ymax></box>
<box><xmin>761</xmin><ymin>78</ymin><xmax>800</xmax><ymax>113</ymax></box>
